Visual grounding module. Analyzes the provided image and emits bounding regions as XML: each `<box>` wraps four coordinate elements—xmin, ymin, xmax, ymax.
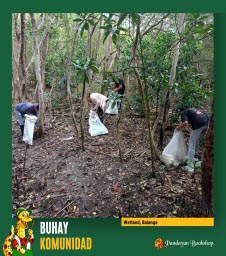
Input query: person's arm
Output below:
<box><xmin>91</xmin><ymin>104</ymin><xmax>99</xmax><ymax>111</ymax></box>
<box><xmin>35</xmin><ymin>118</ymin><xmax>39</xmax><ymax>128</ymax></box>
<box><xmin>113</xmin><ymin>83</ymin><xmax>123</xmax><ymax>92</ymax></box>
<box><xmin>175</xmin><ymin>121</ymin><xmax>188</xmax><ymax>131</ymax></box>
<box><xmin>90</xmin><ymin>96</ymin><xmax>100</xmax><ymax>112</ymax></box>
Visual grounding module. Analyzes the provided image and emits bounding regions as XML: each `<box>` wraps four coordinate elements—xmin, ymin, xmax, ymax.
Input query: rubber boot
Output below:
<box><xmin>33</xmin><ymin>130</ymin><xmax>38</xmax><ymax>140</ymax></box>
<box><xmin>18</xmin><ymin>125</ymin><xmax>24</xmax><ymax>143</ymax></box>
<box><xmin>20</xmin><ymin>125</ymin><xmax>24</xmax><ymax>136</ymax></box>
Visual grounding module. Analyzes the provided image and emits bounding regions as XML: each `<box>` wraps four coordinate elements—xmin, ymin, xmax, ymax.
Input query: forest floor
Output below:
<box><xmin>12</xmin><ymin>103</ymin><xmax>204</xmax><ymax>218</ymax></box>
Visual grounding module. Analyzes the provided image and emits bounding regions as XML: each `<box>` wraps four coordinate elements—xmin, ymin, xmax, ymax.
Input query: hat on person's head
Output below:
<box><xmin>16</xmin><ymin>207</ymin><xmax>32</xmax><ymax>218</ymax></box>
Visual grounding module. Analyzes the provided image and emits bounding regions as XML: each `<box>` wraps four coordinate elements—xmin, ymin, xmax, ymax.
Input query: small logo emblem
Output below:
<box><xmin>155</xmin><ymin>238</ymin><xmax>164</xmax><ymax>249</ymax></box>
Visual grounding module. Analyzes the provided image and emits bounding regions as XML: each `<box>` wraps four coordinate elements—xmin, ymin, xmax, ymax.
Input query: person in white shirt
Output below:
<box><xmin>86</xmin><ymin>93</ymin><xmax>109</xmax><ymax>122</ymax></box>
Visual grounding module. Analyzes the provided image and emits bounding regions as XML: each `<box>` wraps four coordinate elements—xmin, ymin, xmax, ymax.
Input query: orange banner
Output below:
<box><xmin>121</xmin><ymin>218</ymin><xmax>214</xmax><ymax>226</ymax></box>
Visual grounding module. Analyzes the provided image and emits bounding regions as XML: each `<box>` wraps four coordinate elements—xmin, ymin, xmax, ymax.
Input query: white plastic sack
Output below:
<box><xmin>88</xmin><ymin>111</ymin><xmax>109</xmax><ymax>136</ymax></box>
<box><xmin>105</xmin><ymin>100</ymin><xmax>118</xmax><ymax>115</ymax></box>
<box><xmin>160</xmin><ymin>130</ymin><xmax>187</xmax><ymax>169</ymax></box>
<box><xmin>23</xmin><ymin>114</ymin><xmax>37</xmax><ymax>145</ymax></box>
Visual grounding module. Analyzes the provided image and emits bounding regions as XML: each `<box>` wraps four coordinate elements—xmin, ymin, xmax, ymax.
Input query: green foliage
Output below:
<box><xmin>21</xmin><ymin>13</ymin><xmax>213</xmax><ymax>122</ymax></box>
<box><xmin>114</xmin><ymin>15</ymin><xmax>213</xmax><ymax>118</ymax></box>
<box><xmin>117</xmin><ymin>13</ymin><xmax>140</xmax><ymax>26</ymax></box>
<box><xmin>96</xmin><ymin>79</ymin><xmax>109</xmax><ymax>94</ymax></box>
<box><xmin>114</xmin><ymin>35</ymin><xmax>134</xmax><ymax>76</ymax></box>
<box><xmin>129</xmin><ymin>94</ymin><xmax>143</xmax><ymax>114</ymax></box>
<box><xmin>72</xmin><ymin>57</ymin><xmax>99</xmax><ymax>84</ymax></box>
<box><xmin>108</xmin><ymin>91</ymin><xmax>122</xmax><ymax>109</ymax></box>
<box><xmin>73</xmin><ymin>13</ymin><xmax>97</xmax><ymax>37</ymax></box>
<box><xmin>173</xmin><ymin>81</ymin><xmax>213</xmax><ymax>110</ymax></box>
<box><xmin>99</xmin><ymin>14</ymin><xmax>128</xmax><ymax>45</ymax></box>
<box><xmin>144</xmin><ymin>32</ymin><xmax>175</xmax><ymax>94</ymax></box>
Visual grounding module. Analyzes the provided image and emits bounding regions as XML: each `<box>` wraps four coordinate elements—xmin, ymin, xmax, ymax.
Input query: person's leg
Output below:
<box><xmin>20</xmin><ymin>125</ymin><xmax>24</xmax><ymax>136</ymax></box>
<box><xmin>188</xmin><ymin>128</ymin><xmax>204</xmax><ymax>162</ymax></box>
<box><xmin>14</xmin><ymin>108</ymin><xmax>24</xmax><ymax>135</ymax></box>
<box><xmin>182</xmin><ymin>127</ymin><xmax>203</xmax><ymax>172</ymax></box>
<box><xmin>14</xmin><ymin>108</ymin><xmax>24</xmax><ymax>125</ymax></box>
<box><xmin>97</xmin><ymin>107</ymin><xmax>104</xmax><ymax>123</ymax></box>
<box><xmin>117</xmin><ymin>94</ymin><xmax>124</xmax><ymax>109</ymax></box>
<box><xmin>195</xmin><ymin>126</ymin><xmax>207</xmax><ymax>156</ymax></box>
<box><xmin>188</xmin><ymin>126</ymin><xmax>207</xmax><ymax>162</ymax></box>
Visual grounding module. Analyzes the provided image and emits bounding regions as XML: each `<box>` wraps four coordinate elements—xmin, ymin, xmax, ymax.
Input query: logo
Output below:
<box><xmin>2</xmin><ymin>208</ymin><xmax>35</xmax><ymax>256</ymax></box>
<box><xmin>155</xmin><ymin>238</ymin><xmax>164</xmax><ymax>249</ymax></box>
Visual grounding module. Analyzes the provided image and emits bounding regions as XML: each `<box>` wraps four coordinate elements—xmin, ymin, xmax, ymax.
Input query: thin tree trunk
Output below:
<box><xmin>201</xmin><ymin>98</ymin><xmax>214</xmax><ymax>216</ymax></box>
<box><xmin>19</xmin><ymin>13</ymin><xmax>27</xmax><ymax>98</ymax></box>
<box><xmin>26</xmin><ymin>15</ymin><xmax>55</xmax><ymax>81</ymax></box>
<box><xmin>65</xmin><ymin>22</ymin><xmax>81</xmax><ymax>147</ymax></box>
<box><xmin>87</xmin><ymin>15</ymin><xmax>101</xmax><ymax>58</ymax></box>
<box><xmin>132</xmin><ymin>16</ymin><xmax>159</xmax><ymax>178</ymax></box>
<box><xmin>158</xmin><ymin>13</ymin><xmax>186</xmax><ymax>148</ymax></box>
<box><xmin>94</xmin><ymin>16</ymin><xmax>103</xmax><ymax>61</ymax></box>
<box><xmin>12</xmin><ymin>41</ymin><xmax>20</xmax><ymax>104</ymax></box>
<box><xmin>40</xmin><ymin>30</ymin><xmax>50</xmax><ymax>91</ymax></box>
<box><xmin>116</xmin><ymin>108</ymin><xmax>123</xmax><ymax>162</ymax></box>
<box><xmin>12</xmin><ymin>13</ymin><xmax>21</xmax><ymax>103</ymax></box>
<box><xmin>30</xmin><ymin>13</ymin><xmax>45</xmax><ymax>136</ymax></box>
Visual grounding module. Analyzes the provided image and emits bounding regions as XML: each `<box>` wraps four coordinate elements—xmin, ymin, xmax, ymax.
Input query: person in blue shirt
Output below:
<box><xmin>14</xmin><ymin>102</ymin><xmax>39</xmax><ymax>136</ymax></box>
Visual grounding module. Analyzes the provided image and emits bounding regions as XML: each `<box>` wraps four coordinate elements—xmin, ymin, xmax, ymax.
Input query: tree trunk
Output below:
<box><xmin>94</xmin><ymin>15</ymin><xmax>103</xmax><ymax>61</ymax></box>
<box><xmin>26</xmin><ymin>14</ymin><xmax>55</xmax><ymax>92</ymax></box>
<box><xmin>132</xmin><ymin>16</ymin><xmax>159</xmax><ymax>177</ymax></box>
<box><xmin>12</xmin><ymin>39</ymin><xmax>20</xmax><ymax>104</ymax></box>
<box><xmin>158</xmin><ymin>13</ymin><xmax>186</xmax><ymax>148</ymax></box>
<box><xmin>19</xmin><ymin>13</ymin><xmax>27</xmax><ymax>98</ymax></box>
<box><xmin>12</xmin><ymin>13</ymin><xmax>22</xmax><ymax>104</ymax></box>
<box><xmin>201</xmin><ymin>99</ymin><xmax>214</xmax><ymax>216</ymax></box>
<box><xmin>30</xmin><ymin>13</ymin><xmax>45</xmax><ymax>136</ymax></box>
<box><xmin>65</xmin><ymin>22</ymin><xmax>81</xmax><ymax>147</ymax></box>
<box><xmin>40</xmin><ymin>29</ymin><xmax>50</xmax><ymax>91</ymax></box>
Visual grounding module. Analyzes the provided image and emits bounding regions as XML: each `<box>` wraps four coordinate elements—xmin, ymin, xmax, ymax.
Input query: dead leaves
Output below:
<box><xmin>112</xmin><ymin>183</ymin><xmax>122</xmax><ymax>193</ymax></box>
<box><xmin>12</xmin><ymin>108</ymin><xmax>203</xmax><ymax>218</ymax></box>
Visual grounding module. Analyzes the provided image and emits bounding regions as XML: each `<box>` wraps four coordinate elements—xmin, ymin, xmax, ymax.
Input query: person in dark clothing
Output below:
<box><xmin>14</xmin><ymin>102</ymin><xmax>39</xmax><ymax>136</ymax></box>
<box><xmin>59</xmin><ymin>76</ymin><xmax>68</xmax><ymax>96</ymax></box>
<box><xmin>112</xmin><ymin>78</ymin><xmax>125</xmax><ymax>96</ymax></box>
<box><xmin>111</xmin><ymin>78</ymin><xmax>125</xmax><ymax>108</ymax></box>
<box><xmin>176</xmin><ymin>107</ymin><xmax>209</xmax><ymax>172</ymax></box>
<box><xmin>60</xmin><ymin>76</ymin><xmax>76</xmax><ymax>96</ymax></box>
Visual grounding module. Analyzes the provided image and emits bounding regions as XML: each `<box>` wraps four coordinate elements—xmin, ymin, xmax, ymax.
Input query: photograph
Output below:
<box><xmin>1</xmin><ymin>1</ymin><xmax>226</xmax><ymax>256</ymax></box>
<box><xmin>12</xmin><ymin>13</ymin><xmax>214</xmax><ymax>218</ymax></box>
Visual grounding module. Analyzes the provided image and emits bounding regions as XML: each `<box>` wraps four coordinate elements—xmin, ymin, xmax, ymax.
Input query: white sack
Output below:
<box><xmin>23</xmin><ymin>114</ymin><xmax>37</xmax><ymax>145</ymax></box>
<box><xmin>88</xmin><ymin>111</ymin><xmax>109</xmax><ymax>136</ymax></box>
<box><xmin>160</xmin><ymin>130</ymin><xmax>187</xmax><ymax>169</ymax></box>
<box><xmin>105</xmin><ymin>99</ymin><xmax>118</xmax><ymax>115</ymax></box>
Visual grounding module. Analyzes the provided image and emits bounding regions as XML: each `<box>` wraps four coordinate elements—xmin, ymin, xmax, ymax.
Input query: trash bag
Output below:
<box><xmin>105</xmin><ymin>91</ymin><xmax>119</xmax><ymax>115</ymax></box>
<box><xmin>105</xmin><ymin>99</ymin><xmax>118</xmax><ymax>115</ymax></box>
<box><xmin>160</xmin><ymin>130</ymin><xmax>187</xmax><ymax>169</ymax></box>
<box><xmin>23</xmin><ymin>114</ymin><xmax>38</xmax><ymax>145</ymax></box>
<box><xmin>88</xmin><ymin>111</ymin><xmax>109</xmax><ymax>136</ymax></box>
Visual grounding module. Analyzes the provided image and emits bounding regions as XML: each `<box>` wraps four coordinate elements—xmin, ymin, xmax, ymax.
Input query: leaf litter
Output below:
<box><xmin>12</xmin><ymin>107</ymin><xmax>203</xmax><ymax>218</ymax></box>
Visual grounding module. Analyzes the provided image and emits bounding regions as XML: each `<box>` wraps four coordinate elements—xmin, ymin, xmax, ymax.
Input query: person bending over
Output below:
<box><xmin>86</xmin><ymin>93</ymin><xmax>109</xmax><ymax>123</ymax></box>
<box><xmin>176</xmin><ymin>106</ymin><xmax>209</xmax><ymax>172</ymax></box>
